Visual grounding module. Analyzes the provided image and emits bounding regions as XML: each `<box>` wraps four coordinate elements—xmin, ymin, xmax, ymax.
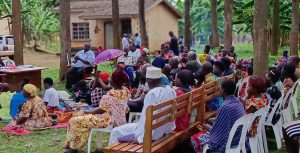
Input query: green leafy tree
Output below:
<box><xmin>0</xmin><ymin>0</ymin><xmax>59</xmax><ymax>48</ymax></box>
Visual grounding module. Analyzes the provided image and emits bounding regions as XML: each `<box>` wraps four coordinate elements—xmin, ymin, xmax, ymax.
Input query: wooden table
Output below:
<box><xmin>0</xmin><ymin>67</ymin><xmax>47</xmax><ymax>92</ymax></box>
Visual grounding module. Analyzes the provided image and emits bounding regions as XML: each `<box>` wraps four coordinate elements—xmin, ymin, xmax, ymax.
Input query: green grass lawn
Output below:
<box><xmin>0</xmin><ymin>44</ymin><xmax>293</xmax><ymax>153</ymax></box>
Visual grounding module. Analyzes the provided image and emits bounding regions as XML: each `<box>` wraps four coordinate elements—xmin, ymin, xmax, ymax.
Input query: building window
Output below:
<box><xmin>72</xmin><ymin>23</ymin><xmax>90</xmax><ymax>39</ymax></box>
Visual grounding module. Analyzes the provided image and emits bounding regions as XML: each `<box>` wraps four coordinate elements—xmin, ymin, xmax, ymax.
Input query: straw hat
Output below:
<box><xmin>146</xmin><ymin>66</ymin><xmax>162</xmax><ymax>79</ymax></box>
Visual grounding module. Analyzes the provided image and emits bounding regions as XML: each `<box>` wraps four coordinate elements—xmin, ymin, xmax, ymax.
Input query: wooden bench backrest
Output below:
<box><xmin>191</xmin><ymin>87</ymin><xmax>205</xmax><ymax>124</ymax></box>
<box><xmin>143</xmin><ymin>91</ymin><xmax>202</xmax><ymax>152</ymax></box>
<box><xmin>204</xmin><ymin>80</ymin><xmax>218</xmax><ymax>102</ymax></box>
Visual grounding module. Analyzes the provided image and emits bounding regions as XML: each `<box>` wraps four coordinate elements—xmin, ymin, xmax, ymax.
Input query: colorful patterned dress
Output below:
<box><xmin>245</xmin><ymin>96</ymin><xmax>269</xmax><ymax>137</ymax></box>
<box><xmin>9</xmin><ymin>96</ymin><xmax>52</xmax><ymax>130</ymax></box>
<box><xmin>65</xmin><ymin>87</ymin><xmax>130</xmax><ymax>149</ymax></box>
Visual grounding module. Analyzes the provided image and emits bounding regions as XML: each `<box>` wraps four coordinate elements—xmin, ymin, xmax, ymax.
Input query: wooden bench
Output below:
<box><xmin>105</xmin><ymin>87</ymin><xmax>205</xmax><ymax>153</ymax></box>
<box><xmin>105</xmin><ymin>77</ymin><xmax>235</xmax><ymax>153</ymax></box>
<box><xmin>203</xmin><ymin>80</ymin><xmax>219</xmax><ymax>122</ymax></box>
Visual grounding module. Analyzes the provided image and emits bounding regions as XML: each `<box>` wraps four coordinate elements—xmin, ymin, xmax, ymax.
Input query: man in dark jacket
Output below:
<box><xmin>169</xmin><ymin>31</ymin><xmax>179</xmax><ymax>56</ymax></box>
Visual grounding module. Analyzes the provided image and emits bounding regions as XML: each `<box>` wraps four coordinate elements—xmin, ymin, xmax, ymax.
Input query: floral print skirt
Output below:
<box><xmin>191</xmin><ymin>132</ymin><xmax>210</xmax><ymax>153</ymax></box>
<box><xmin>65</xmin><ymin>112</ymin><xmax>112</xmax><ymax>149</ymax></box>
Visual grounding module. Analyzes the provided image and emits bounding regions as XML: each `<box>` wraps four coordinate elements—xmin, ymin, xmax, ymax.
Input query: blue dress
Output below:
<box><xmin>10</xmin><ymin>91</ymin><xmax>27</xmax><ymax>118</ymax></box>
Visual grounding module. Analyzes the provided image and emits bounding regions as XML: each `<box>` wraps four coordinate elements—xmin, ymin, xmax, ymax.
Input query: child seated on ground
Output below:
<box><xmin>0</xmin><ymin>83</ymin><xmax>14</xmax><ymax>121</ymax></box>
<box><xmin>74</xmin><ymin>80</ymin><xmax>91</xmax><ymax>105</ymax></box>
<box><xmin>43</xmin><ymin>77</ymin><xmax>60</xmax><ymax>113</ymax></box>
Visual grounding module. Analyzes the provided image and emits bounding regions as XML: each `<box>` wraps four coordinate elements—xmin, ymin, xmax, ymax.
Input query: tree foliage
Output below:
<box><xmin>0</xmin><ymin>0</ymin><xmax>59</xmax><ymax>45</ymax></box>
<box><xmin>171</xmin><ymin>0</ymin><xmax>294</xmax><ymax>47</ymax></box>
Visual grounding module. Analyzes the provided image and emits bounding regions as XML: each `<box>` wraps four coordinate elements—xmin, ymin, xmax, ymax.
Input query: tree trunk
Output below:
<box><xmin>112</xmin><ymin>0</ymin><xmax>120</xmax><ymax>49</ymax></box>
<box><xmin>224</xmin><ymin>0</ymin><xmax>233</xmax><ymax>49</ymax></box>
<box><xmin>210</xmin><ymin>0</ymin><xmax>219</xmax><ymax>48</ymax></box>
<box><xmin>12</xmin><ymin>0</ymin><xmax>23</xmax><ymax>65</ymax></box>
<box><xmin>290</xmin><ymin>0</ymin><xmax>299</xmax><ymax>55</ymax></box>
<box><xmin>139</xmin><ymin>0</ymin><xmax>149</xmax><ymax>48</ymax></box>
<box><xmin>253</xmin><ymin>0</ymin><xmax>269</xmax><ymax>75</ymax></box>
<box><xmin>184</xmin><ymin>0</ymin><xmax>191</xmax><ymax>48</ymax></box>
<box><xmin>59</xmin><ymin>0</ymin><xmax>71</xmax><ymax>82</ymax></box>
<box><xmin>270</xmin><ymin>0</ymin><xmax>279</xmax><ymax>55</ymax></box>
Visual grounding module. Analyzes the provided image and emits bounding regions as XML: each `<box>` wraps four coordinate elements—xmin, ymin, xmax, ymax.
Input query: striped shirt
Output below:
<box><xmin>209</xmin><ymin>95</ymin><xmax>245</xmax><ymax>152</ymax></box>
<box><xmin>283</xmin><ymin>120</ymin><xmax>300</xmax><ymax>138</ymax></box>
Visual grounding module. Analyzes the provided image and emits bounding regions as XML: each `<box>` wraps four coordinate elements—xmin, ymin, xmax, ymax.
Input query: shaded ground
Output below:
<box><xmin>24</xmin><ymin>48</ymin><xmax>60</xmax><ymax>68</ymax></box>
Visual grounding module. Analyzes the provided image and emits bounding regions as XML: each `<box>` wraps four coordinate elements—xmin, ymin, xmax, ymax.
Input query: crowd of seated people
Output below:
<box><xmin>2</xmin><ymin>35</ymin><xmax>300</xmax><ymax>153</ymax></box>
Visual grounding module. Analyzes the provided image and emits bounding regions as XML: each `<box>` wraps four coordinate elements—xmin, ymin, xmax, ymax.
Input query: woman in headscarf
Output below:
<box><xmin>9</xmin><ymin>84</ymin><xmax>52</xmax><ymax>130</ymax></box>
<box><xmin>244</xmin><ymin>76</ymin><xmax>269</xmax><ymax>137</ymax></box>
<box><xmin>245</xmin><ymin>76</ymin><xmax>269</xmax><ymax>114</ymax></box>
<box><xmin>64</xmin><ymin>68</ymin><xmax>131</xmax><ymax>152</ymax></box>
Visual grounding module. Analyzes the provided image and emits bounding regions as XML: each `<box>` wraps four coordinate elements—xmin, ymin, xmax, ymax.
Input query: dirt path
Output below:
<box><xmin>24</xmin><ymin>48</ymin><xmax>60</xmax><ymax>69</ymax></box>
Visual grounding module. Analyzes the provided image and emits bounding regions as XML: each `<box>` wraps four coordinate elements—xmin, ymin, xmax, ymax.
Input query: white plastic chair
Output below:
<box><xmin>87</xmin><ymin>125</ymin><xmax>113</xmax><ymax>153</ymax></box>
<box><xmin>281</xmin><ymin>89</ymin><xmax>294</xmax><ymax>124</ymax></box>
<box><xmin>128</xmin><ymin>112</ymin><xmax>141</xmax><ymax>123</ymax></box>
<box><xmin>247</xmin><ymin>107</ymin><xmax>268</xmax><ymax>153</ymax></box>
<box><xmin>227</xmin><ymin>114</ymin><xmax>253</xmax><ymax>153</ymax></box>
<box><xmin>290</xmin><ymin>80</ymin><xmax>300</xmax><ymax>117</ymax></box>
<box><xmin>264</xmin><ymin>95</ymin><xmax>284</xmax><ymax>150</ymax></box>
<box><xmin>203</xmin><ymin>114</ymin><xmax>253</xmax><ymax>153</ymax></box>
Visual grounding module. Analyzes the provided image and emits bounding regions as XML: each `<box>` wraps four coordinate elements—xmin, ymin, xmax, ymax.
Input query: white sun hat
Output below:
<box><xmin>146</xmin><ymin>66</ymin><xmax>162</xmax><ymax>79</ymax></box>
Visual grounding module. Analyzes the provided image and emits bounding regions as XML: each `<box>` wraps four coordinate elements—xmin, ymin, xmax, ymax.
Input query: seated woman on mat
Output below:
<box><xmin>64</xmin><ymin>68</ymin><xmax>131</xmax><ymax>152</ymax></box>
<box><xmin>8</xmin><ymin>84</ymin><xmax>52</xmax><ymax>130</ymax></box>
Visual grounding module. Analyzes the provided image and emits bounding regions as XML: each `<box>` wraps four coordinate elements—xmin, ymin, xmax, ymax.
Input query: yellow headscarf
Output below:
<box><xmin>198</xmin><ymin>54</ymin><xmax>208</xmax><ymax>63</ymax></box>
<box><xmin>23</xmin><ymin>84</ymin><xmax>37</xmax><ymax>97</ymax></box>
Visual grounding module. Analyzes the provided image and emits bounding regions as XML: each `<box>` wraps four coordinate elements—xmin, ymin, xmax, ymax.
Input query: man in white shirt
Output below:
<box><xmin>128</xmin><ymin>43</ymin><xmax>141</xmax><ymax>61</ymax></box>
<box><xmin>117</xmin><ymin>48</ymin><xmax>137</xmax><ymax>66</ymax></box>
<box><xmin>43</xmin><ymin>77</ymin><xmax>59</xmax><ymax>110</ymax></box>
<box><xmin>122</xmin><ymin>34</ymin><xmax>130</xmax><ymax>50</ymax></box>
<box><xmin>109</xmin><ymin>66</ymin><xmax>176</xmax><ymax>144</ymax></box>
<box><xmin>66</xmin><ymin>44</ymin><xmax>95</xmax><ymax>89</ymax></box>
